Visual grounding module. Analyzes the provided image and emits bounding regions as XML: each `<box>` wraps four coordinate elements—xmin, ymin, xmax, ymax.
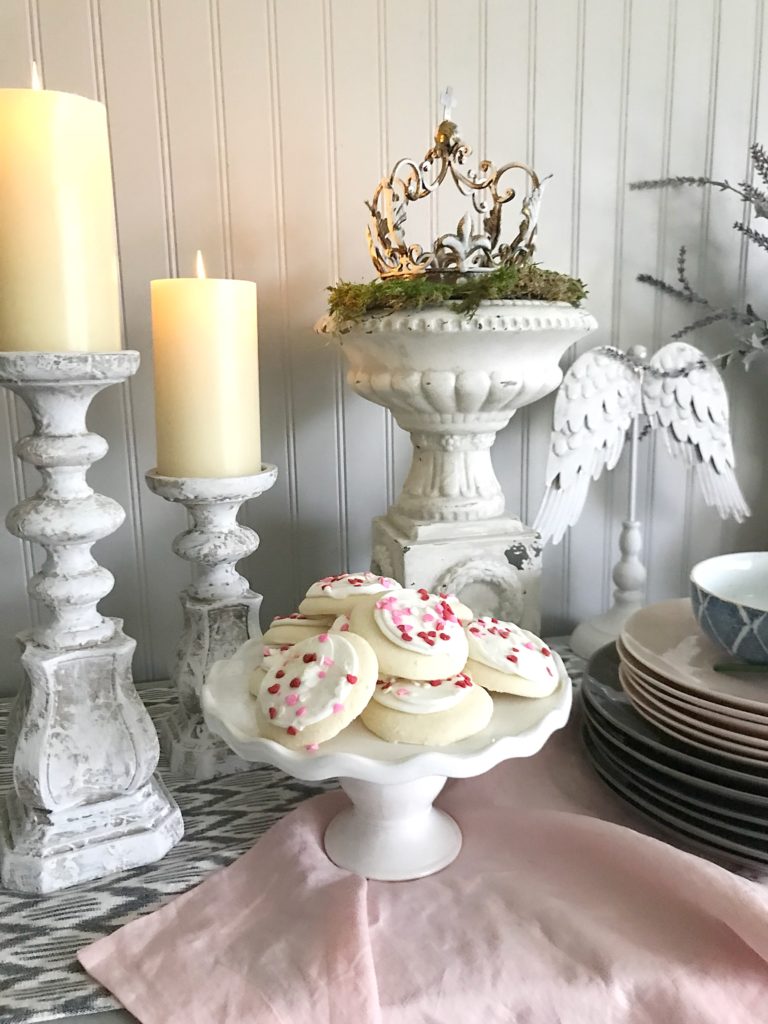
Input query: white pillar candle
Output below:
<box><xmin>0</xmin><ymin>68</ymin><xmax>122</xmax><ymax>352</ymax></box>
<box><xmin>151</xmin><ymin>253</ymin><xmax>261</xmax><ymax>479</ymax></box>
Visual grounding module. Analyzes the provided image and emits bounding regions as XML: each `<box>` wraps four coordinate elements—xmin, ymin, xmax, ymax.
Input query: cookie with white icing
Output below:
<box><xmin>257</xmin><ymin>614</ymin><xmax>352</xmax><ymax>682</ymax></box>
<box><xmin>262</xmin><ymin>613</ymin><xmax>334</xmax><ymax>646</ymax></box>
<box><xmin>361</xmin><ymin>671</ymin><xmax>493</xmax><ymax>746</ymax></box>
<box><xmin>299</xmin><ymin>572</ymin><xmax>401</xmax><ymax>616</ymax></box>
<box><xmin>255</xmin><ymin>629</ymin><xmax>377</xmax><ymax>750</ymax></box>
<box><xmin>348</xmin><ymin>589</ymin><xmax>469</xmax><ymax>680</ymax></box>
<box><xmin>465</xmin><ymin>617</ymin><xmax>559</xmax><ymax>697</ymax></box>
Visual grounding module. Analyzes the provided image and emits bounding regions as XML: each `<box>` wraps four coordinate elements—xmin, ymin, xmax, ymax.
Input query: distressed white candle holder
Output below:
<box><xmin>0</xmin><ymin>351</ymin><xmax>183</xmax><ymax>894</ymax></box>
<box><xmin>145</xmin><ymin>465</ymin><xmax>278</xmax><ymax>780</ymax></box>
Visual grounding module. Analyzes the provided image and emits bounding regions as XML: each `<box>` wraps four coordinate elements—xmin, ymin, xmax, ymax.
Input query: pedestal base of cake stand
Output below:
<box><xmin>202</xmin><ymin>639</ymin><xmax>571</xmax><ymax>881</ymax></box>
<box><xmin>325</xmin><ymin>775</ymin><xmax>461</xmax><ymax>880</ymax></box>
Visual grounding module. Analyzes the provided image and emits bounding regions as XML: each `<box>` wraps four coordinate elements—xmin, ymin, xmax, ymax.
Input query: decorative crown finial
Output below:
<box><xmin>366</xmin><ymin>88</ymin><xmax>548</xmax><ymax>279</ymax></box>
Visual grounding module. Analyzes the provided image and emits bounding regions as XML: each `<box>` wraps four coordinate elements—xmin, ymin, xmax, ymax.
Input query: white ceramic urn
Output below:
<box><xmin>337</xmin><ymin>300</ymin><xmax>597</xmax><ymax>627</ymax></box>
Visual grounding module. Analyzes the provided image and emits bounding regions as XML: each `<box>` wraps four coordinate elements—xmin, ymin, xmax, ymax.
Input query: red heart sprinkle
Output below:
<box><xmin>267</xmin><ymin>683</ymin><xmax>280</xmax><ymax>694</ymax></box>
<box><xmin>268</xmin><ymin>707</ymin><xmax>277</xmax><ymax>719</ymax></box>
<box><xmin>542</xmin><ymin>648</ymin><xmax>551</xmax><ymax>656</ymax></box>
<box><xmin>303</xmin><ymin>653</ymin><xmax>316</xmax><ymax>663</ymax></box>
<box><xmin>346</xmin><ymin>674</ymin><xmax>358</xmax><ymax>684</ymax></box>
<box><xmin>290</xmin><ymin>678</ymin><xmax>301</xmax><ymax>688</ymax></box>
<box><xmin>439</xmin><ymin>633</ymin><xmax>450</xmax><ymax>640</ymax></box>
<box><xmin>506</xmin><ymin>654</ymin><xmax>518</xmax><ymax>663</ymax></box>
<box><xmin>287</xmin><ymin>726</ymin><xmax>298</xmax><ymax>735</ymax></box>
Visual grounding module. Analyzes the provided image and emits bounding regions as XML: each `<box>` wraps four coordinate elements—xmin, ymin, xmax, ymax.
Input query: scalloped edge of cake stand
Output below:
<box><xmin>202</xmin><ymin>639</ymin><xmax>571</xmax><ymax>879</ymax></box>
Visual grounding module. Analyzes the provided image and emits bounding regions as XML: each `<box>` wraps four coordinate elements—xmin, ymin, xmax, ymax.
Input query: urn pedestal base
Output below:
<box><xmin>372</xmin><ymin>514</ymin><xmax>542</xmax><ymax>633</ymax></box>
<box><xmin>0</xmin><ymin>628</ymin><xmax>183</xmax><ymax>894</ymax></box>
<box><xmin>160</xmin><ymin>592</ymin><xmax>261</xmax><ymax>780</ymax></box>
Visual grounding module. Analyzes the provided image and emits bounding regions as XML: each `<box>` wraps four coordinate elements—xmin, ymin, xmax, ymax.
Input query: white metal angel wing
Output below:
<box><xmin>642</xmin><ymin>342</ymin><xmax>750</xmax><ymax>522</ymax></box>
<box><xmin>534</xmin><ymin>347</ymin><xmax>642</xmax><ymax>545</ymax></box>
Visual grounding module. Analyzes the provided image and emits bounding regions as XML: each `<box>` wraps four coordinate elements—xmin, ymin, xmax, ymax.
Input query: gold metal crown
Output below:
<box><xmin>366</xmin><ymin>90</ymin><xmax>547</xmax><ymax>279</ymax></box>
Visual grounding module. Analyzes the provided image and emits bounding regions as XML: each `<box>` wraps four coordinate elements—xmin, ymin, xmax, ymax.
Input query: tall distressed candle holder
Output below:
<box><xmin>145</xmin><ymin>465</ymin><xmax>277</xmax><ymax>780</ymax></box>
<box><xmin>0</xmin><ymin>351</ymin><xmax>183</xmax><ymax>894</ymax></box>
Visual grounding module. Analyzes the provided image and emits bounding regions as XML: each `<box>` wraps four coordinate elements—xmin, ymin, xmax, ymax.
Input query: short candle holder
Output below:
<box><xmin>145</xmin><ymin>465</ymin><xmax>278</xmax><ymax>780</ymax></box>
<box><xmin>0</xmin><ymin>351</ymin><xmax>183</xmax><ymax>894</ymax></box>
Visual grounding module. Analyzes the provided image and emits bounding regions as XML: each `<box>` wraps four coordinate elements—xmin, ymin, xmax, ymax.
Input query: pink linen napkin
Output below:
<box><xmin>79</xmin><ymin>711</ymin><xmax>768</xmax><ymax>1024</ymax></box>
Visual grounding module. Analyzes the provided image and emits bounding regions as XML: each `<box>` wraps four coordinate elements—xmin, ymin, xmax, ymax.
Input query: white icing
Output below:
<box><xmin>372</xmin><ymin>588</ymin><xmax>469</xmax><ymax>659</ymax></box>
<box><xmin>270</xmin><ymin>613</ymin><xmax>333</xmax><ymax>629</ymax></box>
<box><xmin>373</xmin><ymin>672</ymin><xmax>473</xmax><ymax>714</ymax></box>
<box><xmin>305</xmin><ymin>572</ymin><xmax>401</xmax><ymax>600</ymax></box>
<box><xmin>466</xmin><ymin>617</ymin><xmax>556</xmax><ymax>685</ymax></box>
<box><xmin>257</xmin><ymin>632</ymin><xmax>360</xmax><ymax>734</ymax></box>
<box><xmin>261</xmin><ymin>642</ymin><xmax>296</xmax><ymax>672</ymax></box>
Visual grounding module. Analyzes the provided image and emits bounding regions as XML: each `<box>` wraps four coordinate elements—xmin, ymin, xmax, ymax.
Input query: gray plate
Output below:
<box><xmin>583</xmin><ymin>726</ymin><xmax>768</xmax><ymax>869</ymax></box>
<box><xmin>583</xmin><ymin>719</ymin><xmax>768</xmax><ymax>836</ymax></box>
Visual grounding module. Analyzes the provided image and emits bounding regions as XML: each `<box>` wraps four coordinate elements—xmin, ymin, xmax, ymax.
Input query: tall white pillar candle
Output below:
<box><xmin>0</xmin><ymin>73</ymin><xmax>122</xmax><ymax>352</ymax></box>
<box><xmin>151</xmin><ymin>254</ymin><xmax>261</xmax><ymax>478</ymax></box>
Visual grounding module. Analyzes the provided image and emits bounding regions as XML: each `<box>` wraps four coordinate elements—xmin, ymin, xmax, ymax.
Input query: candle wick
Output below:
<box><xmin>31</xmin><ymin>60</ymin><xmax>43</xmax><ymax>91</ymax></box>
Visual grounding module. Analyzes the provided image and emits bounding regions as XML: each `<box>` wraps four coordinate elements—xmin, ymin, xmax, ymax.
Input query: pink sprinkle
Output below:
<box><xmin>423</xmin><ymin>613</ymin><xmax>435</xmax><ymax>623</ymax></box>
<box><xmin>333</xmin><ymin>702</ymin><xmax>344</xmax><ymax>714</ymax></box>
<box><xmin>305</xmin><ymin>743</ymin><xmax>319</xmax><ymax>752</ymax></box>
<box><xmin>322</xmin><ymin>656</ymin><xmax>334</xmax><ymax>667</ymax></box>
<box><xmin>395</xmin><ymin>687</ymin><xmax>410</xmax><ymax>696</ymax></box>
<box><xmin>318</xmin><ymin>633</ymin><xmax>329</xmax><ymax>642</ymax></box>
<box><xmin>295</xmin><ymin>706</ymin><xmax>307</xmax><ymax>717</ymax></box>
<box><xmin>285</xmin><ymin>694</ymin><xmax>299</xmax><ymax>706</ymax></box>
<box><xmin>524</xmin><ymin>642</ymin><xmax>536</xmax><ymax>650</ymax></box>
<box><xmin>318</xmin><ymin>671</ymin><xmax>327</xmax><ymax>679</ymax></box>
<box><xmin>340</xmin><ymin>623</ymin><xmax>350</xmax><ymax>631</ymax></box>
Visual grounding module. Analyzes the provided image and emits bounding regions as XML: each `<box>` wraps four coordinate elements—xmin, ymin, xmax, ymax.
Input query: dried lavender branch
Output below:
<box><xmin>733</xmin><ymin>221</ymin><xmax>768</xmax><ymax>252</ymax></box>
<box><xmin>636</xmin><ymin>270</ymin><xmax>714</xmax><ymax>309</ymax></box>
<box><xmin>671</xmin><ymin>311</ymin><xmax>734</xmax><ymax>339</ymax></box>
<box><xmin>751</xmin><ymin>142</ymin><xmax>768</xmax><ymax>187</ymax></box>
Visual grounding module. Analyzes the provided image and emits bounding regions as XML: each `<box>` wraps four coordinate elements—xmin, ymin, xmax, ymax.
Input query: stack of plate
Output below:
<box><xmin>582</xmin><ymin>599</ymin><xmax>768</xmax><ymax>869</ymax></box>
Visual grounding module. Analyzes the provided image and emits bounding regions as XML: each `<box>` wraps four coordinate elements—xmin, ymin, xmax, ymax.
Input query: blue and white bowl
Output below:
<box><xmin>690</xmin><ymin>552</ymin><xmax>768</xmax><ymax>665</ymax></box>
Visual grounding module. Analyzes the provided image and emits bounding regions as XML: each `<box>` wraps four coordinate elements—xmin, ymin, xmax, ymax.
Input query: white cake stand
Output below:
<box><xmin>202</xmin><ymin>640</ymin><xmax>572</xmax><ymax>881</ymax></box>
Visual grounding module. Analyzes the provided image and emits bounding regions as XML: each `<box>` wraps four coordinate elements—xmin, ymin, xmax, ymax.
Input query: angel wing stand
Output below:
<box><xmin>569</xmin><ymin>410</ymin><xmax>647</xmax><ymax>659</ymax></box>
<box><xmin>534</xmin><ymin>341</ymin><xmax>749</xmax><ymax>660</ymax></box>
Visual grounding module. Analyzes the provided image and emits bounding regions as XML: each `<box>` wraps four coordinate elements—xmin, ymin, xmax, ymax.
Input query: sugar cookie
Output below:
<box><xmin>255</xmin><ymin>629</ymin><xmax>377</xmax><ymax>750</ymax></box>
<box><xmin>361</xmin><ymin>671</ymin><xmax>493</xmax><ymax>746</ymax></box>
<box><xmin>465</xmin><ymin>617</ymin><xmax>559</xmax><ymax>697</ymax></box>
<box><xmin>262</xmin><ymin>613</ymin><xmax>334</xmax><ymax>646</ymax></box>
<box><xmin>348</xmin><ymin>589</ymin><xmax>468</xmax><ymax>680</ymax></box>
<box><xmin>299</xmin><ymin>572</ymin><xmax>401</xmax><ymax>616</ymax></box>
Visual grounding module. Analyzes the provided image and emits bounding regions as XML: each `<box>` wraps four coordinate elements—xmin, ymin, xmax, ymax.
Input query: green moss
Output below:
<box><xmin>325</xmin><ymin>263</ymin><xmax>587</xmax><ymax>330</ymax></box>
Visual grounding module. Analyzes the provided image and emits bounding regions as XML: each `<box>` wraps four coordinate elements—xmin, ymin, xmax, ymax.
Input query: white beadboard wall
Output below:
<box><xmin>1</xmin><ymin>0</ymin><xmax>767</xmax><ymax>695</ymax></box>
